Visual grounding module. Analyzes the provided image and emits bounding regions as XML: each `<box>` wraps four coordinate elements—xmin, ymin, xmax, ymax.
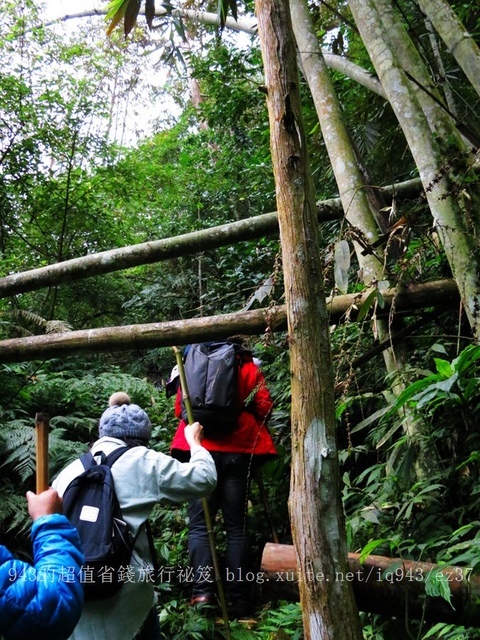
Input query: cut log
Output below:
<box><xmin>260</xmin><ymin>543</ymin><xmax>480</xmax><ymax>627</ymax></box>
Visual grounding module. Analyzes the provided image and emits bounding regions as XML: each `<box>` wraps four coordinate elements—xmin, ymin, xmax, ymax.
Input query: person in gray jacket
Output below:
<box><xmin>53</xmin><ymin>392</ymin><xmax>217</xmax><ymax>640</ymax></box>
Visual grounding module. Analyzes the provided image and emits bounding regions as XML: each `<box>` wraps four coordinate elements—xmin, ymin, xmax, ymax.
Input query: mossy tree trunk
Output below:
<box><xmin>349</xmin><ymin>0</ymin><xmax>480</xmax><ymax>341</ymax></box>
<box><xmin>290</xmin><ymin>0</ymin><xmax>439</xmax><ymax>478</ymax></box>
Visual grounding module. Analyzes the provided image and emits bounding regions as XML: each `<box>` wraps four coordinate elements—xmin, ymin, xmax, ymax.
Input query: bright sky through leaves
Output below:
<box><xmin>40</xmin><ymin>0</ymin><xmax>180</xmax><ymax>145</ymax></box>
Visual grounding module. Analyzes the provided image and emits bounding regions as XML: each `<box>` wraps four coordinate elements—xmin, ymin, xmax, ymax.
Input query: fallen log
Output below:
<box><xmin>260</xmin><ymin>543</ymin><xmax>480</xmax><ymax>627</ymax></box>
<box><xmin>0</xmin><ymin>180</ymin><xmax>422</xmax><ymax>299</ymax></box>
<box><xmin>0</xmin><ymin>280</ymin><xmax>459</xmax><ymax>363</ymax></box>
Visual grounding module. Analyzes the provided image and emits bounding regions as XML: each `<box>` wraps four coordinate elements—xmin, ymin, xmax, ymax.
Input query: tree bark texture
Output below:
<box><xmin>290</xmin><ymin>0</ymin><xmax>430</xmax><ymax>476</ymax></box>
<box><xmin>0</xmin><ymin>279</ymin><xmax>459</xmax><ymax>363</ymax></box>
<box><xmin>348</xmin><ymin>0</ymin><xmax>480</xmax><ymax>341</ymax></box>
<box><xmin>0</xmin><ymin>180</ymin><xmax>421</xmax><ymax>299</ymax></box>
<box><xmin>256</xmin><ymin>0</ymin><xmax>363</xmax><ymax>637</ymax></box>
<box><xmin>261</xmin><ymin>543</ymin><xmax>480</xmax><ymax>627</ymax></box>
<box><xmin>417</xmin><ymin>0</ymin><xmax>480</xmax><ymax>98</ymax></box>
<box><xmin>290</xmin><ymin>0</ymin><xmax>386</xmax><ymax>285</ymax></box>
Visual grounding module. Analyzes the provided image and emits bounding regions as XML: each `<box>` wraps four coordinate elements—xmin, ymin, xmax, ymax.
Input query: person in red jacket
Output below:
<box><xmin>170</xmin><ymin>341</ymin><xmax>277</xmax><ymax>619</ymax></box>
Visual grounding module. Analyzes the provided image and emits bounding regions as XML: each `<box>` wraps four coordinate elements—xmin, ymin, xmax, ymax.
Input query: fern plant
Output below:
<box><xmin>0</xmin><ymin>366</ymin><xmax>167</xmax><ymax>552</ymax></box>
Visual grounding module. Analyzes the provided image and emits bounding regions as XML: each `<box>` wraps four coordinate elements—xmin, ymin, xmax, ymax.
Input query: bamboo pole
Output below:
<box><xmin>35</xmin><ymin>412</ymin><xmax>50</xmax><ymax>493</ymax></box>
<box><xmin>0</xmin><ymin>179</ymin><xmax>422</xmax><ymax>299</ymax></box>
<box><xmin>0</xmin><ymin>280</ymin><xmax>460</xmax><ymax>364</ymax></box>
<box><xmin>172</xmin><ymin>347</ymin><xmax>232</xmax><ymax>638</ymax></box>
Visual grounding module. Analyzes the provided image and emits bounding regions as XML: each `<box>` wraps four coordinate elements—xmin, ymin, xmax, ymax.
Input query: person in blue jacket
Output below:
<box><xmin>0</xmin><ymin>487</ymin><xmax>84</xmax><ymax>640</ymax></box>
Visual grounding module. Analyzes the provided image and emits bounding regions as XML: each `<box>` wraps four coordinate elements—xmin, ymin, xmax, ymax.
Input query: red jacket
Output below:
<box><xmin>171</xmin><ymin>354</ymin><xmax>277</xmax><ymax>461</ymax></box>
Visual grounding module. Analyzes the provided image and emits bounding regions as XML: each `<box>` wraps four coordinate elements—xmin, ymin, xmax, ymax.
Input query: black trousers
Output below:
<box><xmin>188</xmin><ymin>452</ymin><xmax>252</xmax><ymax>611</ymax></box>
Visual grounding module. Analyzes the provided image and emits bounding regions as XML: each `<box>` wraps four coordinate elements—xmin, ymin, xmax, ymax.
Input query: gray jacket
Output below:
<box><xmin>53</xmin><ymin>436</ymin><xmax>217</xmax><ymax>640</ymax></box>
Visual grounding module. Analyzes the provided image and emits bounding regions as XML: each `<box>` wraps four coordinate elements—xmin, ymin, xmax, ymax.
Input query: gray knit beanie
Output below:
<box><xmin>98</xmin><ymin>392</ymin><xmax>152</xmax><ymax>441</ymax></box>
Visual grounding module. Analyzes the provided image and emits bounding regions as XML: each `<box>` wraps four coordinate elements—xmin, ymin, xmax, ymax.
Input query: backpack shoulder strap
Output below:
<box><xmin>104</xmin><ymin>446</ymin><xmax>130</xmax><ymax>467</ymax></box>
<box><xmin>78</xmin><ymin>446</ymin><xmax>130</xmax><ymax>471</ymax></box>
<box><xmin>79</xmin><ymin>450</ymin><xmax>97</xmax><ymax>470</ymax></box>
<box><xmin>79</xmin><ymin>444</ymin><xmax>159</xmax><ymax>579</ymax></box>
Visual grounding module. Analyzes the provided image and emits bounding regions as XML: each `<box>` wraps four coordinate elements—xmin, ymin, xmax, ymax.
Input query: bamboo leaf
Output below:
<box><xmin>217</xmin><ymin>0</ymin><xmax>233</xmax><ymax>29</ymax></box>
<box><xmin>105</xmin><ymin>0</ymin><xmax>126</xmax><ymax>21</ymax></box>
<box><xmin>124</xmin><ymin>0</ymin><xmax>141</xmax><ymax>36</ymax></box>
<box><xmin>350</xmin><ymin>405</ymin><xmax>391</xmax><ymax>434</ymax></box>
<box><xmin>434</xmin><ymin>357</ymin><xmax>453</xmax><ymax>378</ymax></box>
<box><xmin>431</xmin><ymin>343</ymin><xmax>448</xmax><ymax>355</ymax></box>
<box><xmin>392</xmin><ymin>376</ymin><xmax>437</xmax><ymax>409</ymax></box>
<box><xmin>358</xmin><ymin>538</ymin><xmax>389</xmax><ymax>563</ymax></box>
<box><xmin>145</xmin><ymin>0</ymin><xmax>155</xmax><ymax>28</ymax></box>
<box><xmin>376</xmin><ymin>420</ymin><xmax>404</xmax><ymax>448</ymax></box>
<box><xmin>356</xmin><ymin>289</ymin><xmax>378</xmax><ymax>322</ymax></box>
<box><xmin>452</xmin><ymin>344</ymin><xmax>480</xmax><ymax>375</ymax></box>
<box><xmin>172</xmin><ymin>16</ymin><xmax>187</xmax><ymax>42</ymax></box>
<box><xmin>106</xmin><ymin>0</ymin><xmax>129</xmax><ymax>36</ymax></box>
<box><xmin>422</xmin><ymin>623</ymin><xmax>457</xmax><ymax>638</ymax></box>
<box><xmin>217</xmin><ymin>0</ymin><xmax>226</xmax><ymax>29</ymax></box>
<box><xmin>228</xmin><ymin>0</ymin><xmax>238</xmax><ymax>21</ymax></box>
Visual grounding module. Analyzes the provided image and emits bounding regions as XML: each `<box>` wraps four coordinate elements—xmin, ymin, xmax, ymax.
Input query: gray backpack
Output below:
<box><xmin>181</xmin><ymin>342</ymin><xmax>242</xmax><ymax>437</ymax></box>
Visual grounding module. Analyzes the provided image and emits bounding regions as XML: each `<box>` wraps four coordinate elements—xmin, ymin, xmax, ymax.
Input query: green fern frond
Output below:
<box><xmin>48</xmin><ymin>427</ymin><xmax>89</xmax><ymax>478</ymax></box>
<box><xmin>10</xmin><ymin>309</ymin><xmax>47</xmax><ymax>329</ymax></box>
<box><xmin>0</xmin><ymin>422</ymin><xmax>37</xmax><ymax>482</ymax></box>
<box><xmin>1</xmin><ymin>324</ymin><xmax>34</xmax><ymax>337</ymax></box>
<box><xmin>45</xmin><ymin>320</ymin><xmax>73</xmax><ymax>333</ymax></box>
<box><xmin>0</xmin><ymin>479</ymin><xmax>30</xmax><ymax>541</ymax></box>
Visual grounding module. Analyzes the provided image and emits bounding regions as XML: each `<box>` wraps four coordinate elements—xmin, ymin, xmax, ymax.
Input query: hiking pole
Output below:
<box><xmin>173</xmin><ymin>347</ymin><xmax>232</xmax><ymax>637</ymax></box>
<box><xmin>35</xmin><ymin>412</ymin><xmax>50</xmax><ymax>493</ymax></box>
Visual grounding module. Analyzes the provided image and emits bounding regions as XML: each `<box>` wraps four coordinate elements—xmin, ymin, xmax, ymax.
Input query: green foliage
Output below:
<box><xmin>0</xmin><ymin>478</ymin><xmax>30</xmax><ymax>546</ymax></box>
<box><xmin>1</xmin><ymin>2</ymin><xmax>480</xmax><ymax>638</ymax></box>
<box><xmin>0</xmin><ymin>421</ymin><xmax>37</xmax><ymax>484</ymax></box>
<box><xmin>254</xmin><ymin>602</ymin><xmax>303</xmax><ymax>639</ymax></box>
<box><xmin>0</xmin><ymin>364</ymin><xmax>167</xmax><ymax>542</ymax></box>
<box><xmin>339</xmin><ymin>343</ymin><xmax>480</xmax><ymax>638</ymax></box>
<box><xmin>0</xmin><ymin>349</ymin><xmax>294</xmax><ymax>638</ymax></box>
<box><xmin>157</xmin><ymin>599</ymin><xmax>303</xmax><ymax>639</ymax></box>
<box><xmin>0</xmin><ymin>1</ymin><xmax>160</xmax><ymax>335</ymax></box>
<box><xmin>386</xmin><ymin>344</ymin><xmax>480</xmax><ymax>424</ymax></box>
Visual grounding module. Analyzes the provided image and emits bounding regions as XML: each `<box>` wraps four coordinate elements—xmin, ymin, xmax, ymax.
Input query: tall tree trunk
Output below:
<box><xmin>290</xmin><ymin>0</ymin><xmax>385</xmax><ymax>283</ymax></box>
<box><xmin>255</xmin><ymin>0</ymin><xmax>363</xmax><ymax>637</ymax></box>
<box><xmin>417</xmin><ymin>0</ymin><xmax>480</xmax><ymax>98</ymax></box>
<box><xmin>348</xmin><ymin>0</ymin><xmax>480</xmax><ymax>341</ymax></box>
<box><xmin>290</xmin><ymin>0</ymin><xmax>437</xmax><ymax>477</ymax></box>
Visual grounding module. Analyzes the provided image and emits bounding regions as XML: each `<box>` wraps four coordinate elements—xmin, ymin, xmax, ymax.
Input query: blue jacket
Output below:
<box><xmin>0</xmin><ymin>513</ymin><xmax>84</xmax><ymax>640</ymax></box>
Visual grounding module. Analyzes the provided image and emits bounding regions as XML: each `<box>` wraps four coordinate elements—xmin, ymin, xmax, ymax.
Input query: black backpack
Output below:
<box><xmin>62</xmin><ymin>446</ymin><xmax>135</xmax><ymax>600</ymax></box>
<box><xmin>181</xmin><ymin>342</ymin><xmax>243</xmax><ymax>437</ymax></box>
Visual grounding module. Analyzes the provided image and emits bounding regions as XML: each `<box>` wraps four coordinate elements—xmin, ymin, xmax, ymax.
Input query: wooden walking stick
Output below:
<box><xmin>35</xmin><ymin>412</ymin><xmax>50</xmax><ymax>493</ymax></box>
<box><xmin>173</xmin><ymin>347</ymin><xmax>231</xmax><ymax>637</ymax></box>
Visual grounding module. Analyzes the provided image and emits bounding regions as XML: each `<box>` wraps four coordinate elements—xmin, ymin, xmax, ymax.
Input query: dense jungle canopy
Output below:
<box><xmin>0</xmin><ymin>0</ymin><xmax>479</xmax><ymax>638</ymax></box>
